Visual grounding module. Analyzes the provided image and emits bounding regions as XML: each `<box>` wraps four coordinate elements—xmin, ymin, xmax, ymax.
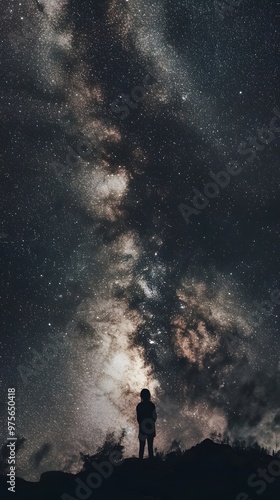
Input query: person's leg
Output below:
<box><xmin>147</xmin><ymin>436</ymin><xmax>154</xmax><ymax>459</ymax></box>
<box><xmin>139</xmin><ymin>437</ymin><xmax>145</xmax><ymax>459</ymax></box>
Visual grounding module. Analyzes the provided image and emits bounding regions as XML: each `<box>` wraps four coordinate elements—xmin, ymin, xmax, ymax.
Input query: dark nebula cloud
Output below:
<box><xmin>31</xmin><ymin>443</ymin><xmax>52</xmax><ymax>469</ymax></box>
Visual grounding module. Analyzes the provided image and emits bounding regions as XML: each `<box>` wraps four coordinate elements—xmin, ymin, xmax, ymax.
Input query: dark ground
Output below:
<box><xmin>1</xmin><ymin>439</ymin><xmax>280</xmax><ymax>500</ymax></box>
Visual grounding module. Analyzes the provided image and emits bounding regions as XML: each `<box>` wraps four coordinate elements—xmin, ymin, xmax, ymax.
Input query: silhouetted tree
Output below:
<box><xmin>166</xmin><ymin>439</ymin><xmax>182</xmax><ymax>460</ymax></box>
<box><xmin>221</xmin><ymin>435</ymin><xmax>230</xmax><ymax>445</ymax></box>
<box><xmin>80</xmin><ymin>429</ymin><xmax>125</xmax><ymax>471</ymax></box>
<box><xmin>154</xmin><ymin>447</ymin><xmax>164</xmax><ymax>460</ymax></box>
<box><xmin>209</xmin><ymin>431</ymin><xmax>218</xmax><ymax>442</ymax></box>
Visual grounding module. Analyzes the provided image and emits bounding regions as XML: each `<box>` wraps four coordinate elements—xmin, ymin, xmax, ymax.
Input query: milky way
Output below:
<box><xmin>1</xmin><ymin>0</ymin><xmax>280</xmax><ymax>481</ymax></box>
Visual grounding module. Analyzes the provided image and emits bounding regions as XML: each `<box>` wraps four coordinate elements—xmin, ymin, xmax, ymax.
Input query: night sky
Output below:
<box><xmin>1</xmin><ymin>0</ymin><xmax>280</xmax><ymax>482</ymax></box>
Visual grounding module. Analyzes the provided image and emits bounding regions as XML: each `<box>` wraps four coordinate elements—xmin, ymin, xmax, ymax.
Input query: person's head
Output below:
<box><xmin>140</xmin><ymin>388</ymin><xmax>151</xmax><ymax>401</ymax></box>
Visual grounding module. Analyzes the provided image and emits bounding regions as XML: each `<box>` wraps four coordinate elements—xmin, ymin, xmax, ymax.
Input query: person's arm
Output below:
<box><xmin>136</xmin><ymin>405</ymin><xmax>141</xmax><ymax>424</ymax></box>
<box><xmin>152</xmin><ymin>405</ymin><xmax>157</xmax><ymax>422</ymax></box>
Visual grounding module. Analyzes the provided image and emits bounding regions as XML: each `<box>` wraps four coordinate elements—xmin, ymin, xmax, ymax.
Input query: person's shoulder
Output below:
<box><xmin>149</xmin><ymin>401</ymin><xmax>155</xmax><ymax>409</ymax></box>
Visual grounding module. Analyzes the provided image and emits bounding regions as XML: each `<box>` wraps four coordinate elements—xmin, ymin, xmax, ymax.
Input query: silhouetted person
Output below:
<box><xmin>136</xmin><ymin>388</ymin><xmax>157</xmax><ymax>459</ymax></box>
